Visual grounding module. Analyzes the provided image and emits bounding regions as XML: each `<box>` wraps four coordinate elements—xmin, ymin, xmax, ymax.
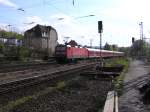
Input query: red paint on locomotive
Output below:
<box><xmin>55</xmin><ymin>44</ymin><xmax>124</xmax><ymax>62</ymax></box>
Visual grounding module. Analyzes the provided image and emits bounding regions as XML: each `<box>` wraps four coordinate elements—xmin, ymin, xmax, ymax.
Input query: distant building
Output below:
<box><xmin>5</xmin><ymin>38</ymin><xmax>19</xmax><ymax>46</ymax></box>
<box><xmin>67</xmin><ymin>40</ymin><xmax>78</xmax><ymax>47</ymax></box>
<box><xmin>24</xmin><ymin>24</ymin><xmax>58</xmax><ymax>57</ymax></box>
<box><xmin>0</xmin><ymin>37</ymin><xmax>5</xmax><ymax>44</ymax></box>
<box><xmin>0</xmin><ymin>37</ymin><xmax>22</xmax><ymax>46</ymax></box>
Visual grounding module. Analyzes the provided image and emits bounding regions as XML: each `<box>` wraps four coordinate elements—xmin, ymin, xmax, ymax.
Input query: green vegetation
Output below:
<box><xmin>130</xmin><ymin>39</ymin><xmax>150</xmax><ymax>60</ymax></box>
<box><xmin>0</xmin><ymin>81</ymin><xmax>66</xmax><ymax>112</ymax></box>
<box><xmin>106</xmin><ymin>58</ymin><xmax>129</xmax><ymax>68</ymax></box>
<box><xmin>113</xmin><ymin>73</ymin><xmax>125</xmax><ymax>96</ymax></box>
<box><xmin>18</xmin><ymin>46</ymin><xmax>31</xmax><ymax>61</ymax></box>
<box><xmin>0</xmin><ymin>30</ymin><xmax>29</xmax><ymax>62</ymax></box>
<box><xmin>103</xmin><ymin>42</ymin><xmax>130</xmax><ymax>57</ymax></box>
<box><xmin>105</xmin><ymin>58</ymin><xmax>129</xmax><ymax>96</ymax></box>
<box><xmin>56</xmin><ymin>81</ymin><xmax>66</xmax><ymax>90</ymax></box>
<box><xmin>0</xmin><ymin>45</ymin><xmax>31</xmax><ymax>62</ymax></box>
<box><xmin>118</xmin><ymin>47</ymin><xmax>130</xmax><ymax>57</ymax></box>
<box><xmin>0</xmin><ymin>96</ymin><xmax>33</xmax><ymax>112</ymax></box>
<box><xmin>0</xmin><ymin>31</ymin><xmax>30</xmax><ymax>61</ymax></box>
<box><xmin>103</xmin><ymin>42</ymin><xmax>118</xmax><ymax>51</ymax></box>
<box><xmin>112</xmin><ymin>58</ymin><xmax>129</xmax><ymax>96</ymax></box>
<box><xmin>0</xmin><ymin>30</ymin><xmax>23</xmax><ymax>39</ymax></box>
<box><xmin>96</xmin><ymin>96</ymin><xmax>106</xmax><ymax>112</ymax></box>
<box><xmin>0</xmin><ymin>43</ymin><xmax>4</xmax><ymax>54</ymax></box>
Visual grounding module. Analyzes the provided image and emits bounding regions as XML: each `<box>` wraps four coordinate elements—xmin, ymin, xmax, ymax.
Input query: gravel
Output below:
<box><xmin>10</xmin><ymin>76</ymin><xmax>111</xmax><ymax>112</ymax></box>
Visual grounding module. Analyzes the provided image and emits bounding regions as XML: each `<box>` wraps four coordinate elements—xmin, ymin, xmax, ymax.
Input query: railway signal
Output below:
<box><xmin>132</xmin><ymin>37</ymin><xmax>135</xmax><ymax>43</ymax></box>
<box><xmin>98</xmin><ymin>21</ymin><xmax>103</xmax><ymax>33</ymax></box>
<box><xmin>98</xmin><ymin>21</ymin><xmax>103</xmax><ymax>67</ymax></box>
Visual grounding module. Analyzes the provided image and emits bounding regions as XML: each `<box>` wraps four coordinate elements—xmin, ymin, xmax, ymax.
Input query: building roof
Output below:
<box><xmin>24</xmin><ymin>24</ymin><xmax>57</xmax><ymax>37</ymax></box>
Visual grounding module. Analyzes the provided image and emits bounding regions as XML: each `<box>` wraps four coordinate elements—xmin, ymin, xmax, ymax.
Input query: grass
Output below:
<box><xmin>56</xmin><ymin>81</ymin><xmax>66</xmax><ymax>90</ymax></box>
<box><xmin>0</xmin><ymin>81</ymin><xmax>66</xmax><ymax>112</ymax></box>
<box><xmin>111</xmin><ymin>58</ymin><xmax>129</xmax><ymax>96</ymax></box>
<box><xmin>105</xmin><ymin>58</ymin><xmax>129</xmax><ymax>67</ymax></box>
<box><xmin>97</xmin><ymin>58</ymin><xmax>130</xmax><ymax>112</ymax></box>
<box><xmin>113</xmin><ymin>73</ymin><xmax>125</xmax><ymax>96</ymax></box>
<box><xmin>105</xmin><ymin>58</ymin><xmax>129</xmax><ymax>96</ymax></box>
<box><xmin>0</xmin><ymin>96</ymin><xmax>33</xmax><ymax>112</ymax></box>
<box><xmin>96</xmin><ymin>96</ymin><xmax>106</xmax><ymax>112</ymax></box>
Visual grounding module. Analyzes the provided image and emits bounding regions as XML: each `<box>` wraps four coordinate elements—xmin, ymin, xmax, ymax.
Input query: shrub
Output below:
<box><xmin>18</xmin><ymin>46</ymin><xmax>30</xmax><ymax>61</ymax></box>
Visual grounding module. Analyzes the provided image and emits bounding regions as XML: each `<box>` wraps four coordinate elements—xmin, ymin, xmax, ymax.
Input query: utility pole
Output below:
<box><xmin>139</xmin><ymin>22</ymin><xmax>143</xmax><ymax>58</ymax></box>
<box><xmin>7</xmin><ymin>24</ymin><xmax>12</xmax><ymax>32</ymax></box>
<box><xmin>90</xmin><ymin>39</ymin><xmax>93</xmax><ymax>47</ymax></box>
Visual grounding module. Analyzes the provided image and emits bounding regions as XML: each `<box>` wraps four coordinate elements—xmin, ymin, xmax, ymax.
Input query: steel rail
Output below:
<box><xmin>123</xmin><ymin>73</ymin><xmax>150</xmax><ymax>86</ymax></box>
<box><xmin>0</xmin><ymin>61</ymin><xmax>57</xmax><ymax>73</ymax></box>
<box><xmin>0</xmin><ymin>63</ymin><xmax>88</xmax><ymax>84</ymax></box>
<box><xmin>123</xmin><ymin>74</ymin><xmax>150</xmax><ymax>92</ymax></box>
<box><xmin>0</xmin><ymin>62</ymin><xmax>96</xmax><ymax>94</ymax></box>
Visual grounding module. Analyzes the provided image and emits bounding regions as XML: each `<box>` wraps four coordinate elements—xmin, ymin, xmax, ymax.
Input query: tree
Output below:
<box><xmin>103</xmin><ymin>42</ymin><xmax>112</xmax><ymax>50</ymax></box>
<box><xmin>118</xmin><ymin>47</ymin><xmax>130</xmax><ymax>57</ymax></box>
<box><xmin>130</xmin><ymin>39</ymin><xmax>150</xmax><ymax>59</ymax></box>
<box><xmin>0</xmin><ymin>30</ymin><xmax>23</xmax><ymax>39</ymax></box>
<box><xmin>103</xmin><ymin>43</ymin><xmax>118</xmax><ymax>51</ymax></box>
<box><xmin>112</xmin><ymin>44</ymin><xmax>118</xmax><ymax>51</ymax></box>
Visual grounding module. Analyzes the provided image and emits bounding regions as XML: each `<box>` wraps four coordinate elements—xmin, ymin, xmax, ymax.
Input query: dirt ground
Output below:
<box><xmin>119</xmin><ymin>60</ymin><xmax>150</xmax><ymax>112</ymax></box>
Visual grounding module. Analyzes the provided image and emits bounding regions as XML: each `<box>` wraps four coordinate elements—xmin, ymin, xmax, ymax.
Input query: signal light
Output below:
<box><xmin>132</xmin><ymin>37</ymin><xmax>135</xmax><ymax>43</ymax></box>
<box><xmin>98</xmin><ymin>21</ymin><xmax>103</xmax><ymax>33</ymax></box>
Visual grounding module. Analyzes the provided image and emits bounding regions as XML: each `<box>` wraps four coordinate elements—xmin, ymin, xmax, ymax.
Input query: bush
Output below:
<box><xmin>18</xmin><ymin>46</ymin><xmax>30</xmax><ymax>61</ymax></box>
<box><xmin>1</xmin><ymin>45</ymin><xmax>30</xmax><ymax>61</ymax></box>
<box><xmin>112</xmin><ymin>58</ymin><xmax>129</xmax><ymax>96</ymax></box>
<box><xmin>0</xmin><ymin>43</ymin><xmax>4</xmax><ymax>53</ymax></box>
<box><xmin>3</xmin><ymin>46</ymin><xmax>19</xmax><ymax>60</ymax></box>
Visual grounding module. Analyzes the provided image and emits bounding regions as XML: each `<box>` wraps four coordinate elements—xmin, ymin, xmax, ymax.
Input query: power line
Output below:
<box><xmin>44</xmin><ymin>1</ymin><xmax>71</xmax><ymax>15</ymax></box>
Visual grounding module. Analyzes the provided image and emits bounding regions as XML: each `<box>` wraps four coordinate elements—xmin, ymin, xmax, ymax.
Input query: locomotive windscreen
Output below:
<box><xmin>55</xmin><ymin>45</ymin><xmax>67</xmax><ymax>57</ymax></box>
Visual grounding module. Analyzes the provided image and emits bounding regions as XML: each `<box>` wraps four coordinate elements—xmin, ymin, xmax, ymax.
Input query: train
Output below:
<box><xmin>55</xmin><ymin>44</ymin><xmax>124</xmax><ymax>62</ymax></box>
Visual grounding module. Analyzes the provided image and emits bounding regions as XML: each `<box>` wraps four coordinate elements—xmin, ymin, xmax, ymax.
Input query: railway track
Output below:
<box><xmin>0</xmin><ymin>62</ymin><xmax>96</xmax><ymax>94</ymax></box>
<box><xmin>123</xmin><ymin>73</ymin><xmax>150</xmax><ymax>92</ymax></box>
<box><xmin>0</xmin><ymin>60</ymin><xmax>57</xmax><ymax>73</ymax></box>
<box><xmin>0</xmin><ymin>63</ymin><xmax>61</xmax><ymax>82</ymax></box>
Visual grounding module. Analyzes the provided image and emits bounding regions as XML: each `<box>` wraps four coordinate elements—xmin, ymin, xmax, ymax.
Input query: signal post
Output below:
<box><xmin>98</xmin><ymin>21</ymin><xmax>103</xmax><ymax>67</ymax></box>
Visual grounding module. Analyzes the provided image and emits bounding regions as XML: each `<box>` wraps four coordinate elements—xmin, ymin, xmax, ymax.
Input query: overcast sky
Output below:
<box><xmin>0</xmin><ymin>0</ymin><xmax>150</xmax><ymax>47</ymax></box>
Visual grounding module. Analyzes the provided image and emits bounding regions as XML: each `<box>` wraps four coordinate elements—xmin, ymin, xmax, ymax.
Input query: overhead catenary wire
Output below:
<box><xmin>0</xmin><ymin>0</ymin><xmax>94</xmax><ymax>33</ymax></box>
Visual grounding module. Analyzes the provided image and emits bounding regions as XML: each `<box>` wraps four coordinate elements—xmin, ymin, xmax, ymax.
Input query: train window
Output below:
<box><xmin>56</xmin><ymin>47</ymin><xmax>61</xmax><ymax>50</ymax></box>
<box><xmin>56</xmin><ymin>46</ymin><xmax>66</xmax><ymax>51</ymax></box>
<box><xmin>61</xmin><ymin>47</ymin><xmax>66</xmax><ymax>50</ymax></box>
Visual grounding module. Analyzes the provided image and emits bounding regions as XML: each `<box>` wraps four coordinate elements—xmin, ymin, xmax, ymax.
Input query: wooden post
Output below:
<box><xmin>102</xmin><ymin>91</ymin><xmax>118</xmax><ymax>112</ymax></box>
<box><xmin>115</xmin><ymin>92</ymin><xmax>118</xmax><ymax>112</ymax></box>
<box><xmin>103</xmin><ymin>91</ymin><xmax>115</xmax><ymax>112</ymax></box>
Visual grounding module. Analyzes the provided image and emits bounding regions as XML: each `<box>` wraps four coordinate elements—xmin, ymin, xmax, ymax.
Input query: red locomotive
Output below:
<box><xmin>55</xmin><ymin>44</ymin><xmax>124</xmax><ymax>62</ymax></box>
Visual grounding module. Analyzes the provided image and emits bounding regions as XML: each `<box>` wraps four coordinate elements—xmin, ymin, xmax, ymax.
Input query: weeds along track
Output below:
<box><xmin>123</xmin><ymin>73</ymin><xmax>150</xmax><ymax>92</ymax></box>
<box><xmin>0</xmin><ymin>62</ymin><xmax>96</xmax><ymax>94</ymax></box>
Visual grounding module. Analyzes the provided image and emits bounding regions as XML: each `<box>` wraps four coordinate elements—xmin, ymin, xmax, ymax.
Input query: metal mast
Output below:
<box><xmin>139</xmin><ymin>22</ymin><xmax>143</xmax><ymax>57</ymax></box>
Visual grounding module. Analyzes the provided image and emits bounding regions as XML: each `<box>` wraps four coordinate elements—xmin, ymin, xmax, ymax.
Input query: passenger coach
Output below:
<box><xmin>55</xmin><ymin>44</ymin><xmax>124</xmax><ymax>62</ymax></box>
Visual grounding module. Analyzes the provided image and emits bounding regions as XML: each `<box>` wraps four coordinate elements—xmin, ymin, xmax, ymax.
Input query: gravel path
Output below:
<box><xmin>119</xmin><ymin>60</ymin><xmax>150</xmax><ymax>112</ymax></box>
